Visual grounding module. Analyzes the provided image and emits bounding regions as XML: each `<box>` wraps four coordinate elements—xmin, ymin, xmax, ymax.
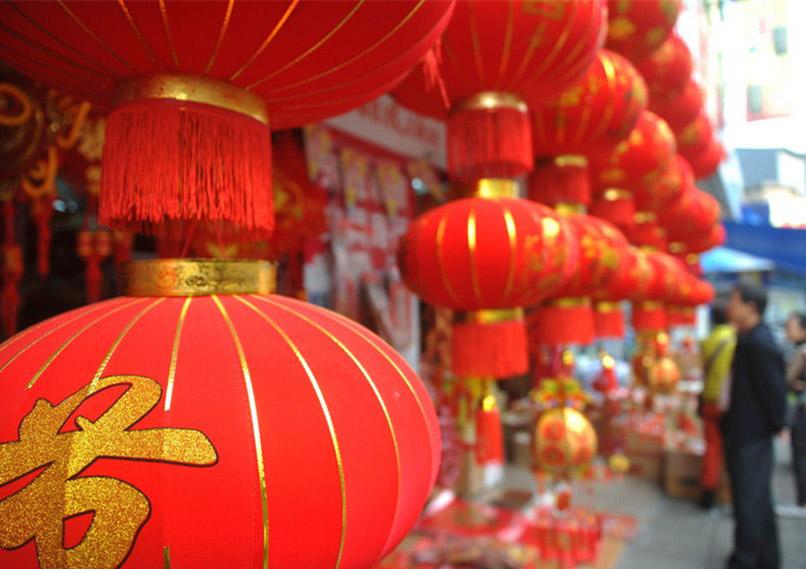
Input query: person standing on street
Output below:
<box><xmin>723</xmin><ymin>282</ymin><xmax>787</xmax><ymax>569</ymax></box>
<box><xmin>699</xmin><ymin>299</ymin><xmax>736</xmax><ymax>510</ymax></box>
<box><xmin>777</xmin><ymin>312</ymin><xmax>806</xmax><ymax>516</ymax></box>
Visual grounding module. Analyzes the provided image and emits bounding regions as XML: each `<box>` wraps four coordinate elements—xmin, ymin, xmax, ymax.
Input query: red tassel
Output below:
<box><xmin>30</xmin><ymin>196</ymin><xmax>53</xmax><ymax>277</ymax></box>
<box><xmin>589</xmin><ymin>191</ymin><xmax>635</xmax><ymax>230</ymax></box>
<box><xmin>529</xmin><ymin>157</ymin><xmax>592</xmax><ymax>207</ymax></box>
<box><xmin>475</xmin><ymin>392</ymin><xmax>504</xmax><ymax>466</ymax></box>
<box><xmin>452</xmin><ymin>312</ymin><xmax>528</xmax><ymax>377</ymax></box>
<box><xmin>101</xmin><ymin>99</ymin><xmax>274</xmax><ymax>233</ymax></box>
<box><xmin>1</xmin><ymin>202</ymin><xmax>22</xmax><ymax>337</ymax></box>
<box><xmin>593</xmin><ymin>303</ymin><xmax>625</xmax><ymax>339</ymax></box>
<box><xmin>447</xmin><ymin>103</ymin><xmax>532</xmax><ymax>181</ymax></box>
<box><xmin>528</xmin><ymin>300</ymin><xmax>596</xmax><ymax>347</ymax></box>
<box><xmin>631</xmin><ymin>302</ymin><xmax>668</xmax><ymax>332</ymax></box>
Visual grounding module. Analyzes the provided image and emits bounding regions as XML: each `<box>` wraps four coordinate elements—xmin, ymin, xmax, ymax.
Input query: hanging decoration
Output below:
<box><xmin>0</xmin><ymin>0</ymin><xmax>455</xmax><ymax>232</ymax></box>
<box><xmin>604</xmin><ymin>0</ymin><xmax>682</xmax><ymax>63</ymax></box>
<box><xmin>0</xmin><ymin>259</ymin><xmax>440</xmax><ymax>569</ymax></box>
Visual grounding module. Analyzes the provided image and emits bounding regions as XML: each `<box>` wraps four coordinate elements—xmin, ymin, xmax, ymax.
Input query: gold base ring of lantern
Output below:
<box><xmin>470</xmin><ymin>178</ymin><xmax>520</xmax><ymax>199</ymax></box>
<box><xmin>555</xmin><ymin>202</ymin><xmax>586</xmax><ymax>215</ymax></box>
<box><xmin>601</xmin><ymin>188</ymin><xmax>632</xmax><ymax>202</ymax></box>
<box><xmin>633</xmin><ymin>211</ymin><xmax>658</xmax><ymax>224</ymax></box>
<box><xmin>547</xmin><ymin>297</ymin><xmax>591</xmax><ymax>309</ymax></box>
<box><xmin>553</xmin><ymin>154</ymin><xmax>588</xmax><ymax>168</ymax></box>
<box><xmin>594</xmin><ymin>301</ymin><xmax>621</xmax><ymax>313</ymax></box>
<box><xmin>455</xmin><ymin>307</ymin><xmax>525</xmax><ymax>325</ymax></box>
<box><xmin>122</xmin><ymin>259</ymin><xmax>276</xmax><ymax>297</ymax></box>
<box><xmin>115</xmin><ymin>74</ymin><xmax>269</xmax><ymax>126</ymax></box>
<box><xmin>452</xmin><ymin>91</ymin><xmax>528</xmax><ymax>115</ymax></box>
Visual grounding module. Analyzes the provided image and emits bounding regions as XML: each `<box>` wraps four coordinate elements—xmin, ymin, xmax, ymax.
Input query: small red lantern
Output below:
<box><xmin>592</xmin><ymin>246</ymin><xmax>646</xmax><ymax>339</ymax></box>
<box><xmin>0</xmin><ymin>1</ymin><xmax>455</xmax><ymax>231</ymax></box>
<box><xmin>658</xmin><ymin>187</ymin><xmax>721</xmax><ymax>242</ymax></box>
<box><xmin>605</xmin><ymin>0</ymin><xmax>682</xmax><ymax>62</ymax></box>
<box><xmin>589</xmin><ymin>189</ymin><xmax>636</xmax><ymax>231</ymax></box>
<box><xmin>633</xmin><ymin>154</ymin><xmax>693</xmax><ymax>212</ymax></box>
<box><xmin>529</xmin><ymin>49</ymin><xmax>648</xmax><ymax>207</ymax></box>
<box><xmin>674</xmin><ymin>112</ymin><xmax>715</xmax><ymax>164</ymax></box>
<box><xmin>0</xmin><ymin>260</ymin><xmax>439</xmax><ymax>569</ymax></box>
<box><xmin>649</xmin><ymin>79</ymin><xmax>705</xmax><ymax>131</ymax></box>
<box><xmin>688</xmin><ymin>140</ymin><xmax>726</xmax><ymax>179</ymax></box>
<box><xmin>636</xmin><ymin>34</ymin><xmax>693</xmax><ymax>101</ymax></box>
<box><xmin>393</xmin><ymin>0</ymin><xmax>606</xmax><ymax>181</ymax></box>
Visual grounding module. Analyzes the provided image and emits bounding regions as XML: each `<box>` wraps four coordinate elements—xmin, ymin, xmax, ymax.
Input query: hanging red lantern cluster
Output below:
<box><xmin>605</xmin><ymin>0</ymin><xmax>682</xmax><ymax>63</ymax></box>
<box><xmin>0</xmin><ymin>0</ymin><xmax>455</xmax><ymax>232</ymax></box>
<box><xmin>393</xmin><ymin>0</ymin><xmax>606</xmax><ymax>181</ymax></box>
<box><xmin>0</xmin><ymin>260</ymin><xmax>440</xmax><ymax>569</ymax></box>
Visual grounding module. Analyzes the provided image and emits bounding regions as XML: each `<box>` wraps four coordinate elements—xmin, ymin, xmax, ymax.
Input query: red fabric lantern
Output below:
<box><xmin>623</xmin><ymin>213</ymin><xmax>668</xmax><ymax>251</ymax></box>
<box><xmin>636</xmin><ymin>34</ymin><xmax>692</xmax><ymax>101</ymax></box>
<box><xmin>633</xmin><ymin>154</ymin><xmax>693</xmax><ymax>212</ymax></box>
<box><xmin>658</xmin><ymin>187</ymin><xmax>721</xmax><ymax>242</ymax></box>
<box><xmin>605</xmin><ymin>0</ymin><xmax>682</xmax><ymax>62</ymax></box>
<box><xmin>669</xmin><ymin>224</ymin><xmax>726</xmax><ymax>256</ymax></box>
<box><xmin>688</xmin><ymin>139</ymin><xmax>726</xmax><ymax>179</ymax></box>
<box><xmin>631</xmin><ymin>251</ymin><xmax>679</xmax><ymax>332</ymax></box>
<box><xmin>399</xmin><ymin>180</ymin><xmax>577</xmax><ymax>377</ymax></box>
<box><xmin>674</xmin><ymin>112</ymin><xmax>715</xmax><ymax>164</ymax></box>
<box><xmin>592</xmin><ymin>246</ymin><xmax>645</xmax><ymax>339</ymax></box>
<box><xmin>529</xmin><ymin>214</ymin><xmax>627</xmax><ymax>346</ymax></box>
<box><xmin>529</xmin><ymin>49</ymin><xmax>648</xmax><ymax>207</ymax></box>
<box><xmin>0</xmin><ymin>1</ymin><xmax>455</xmax><ymax>231</ymax></box>
<box><xmin>393</xmin><ymin>0</ymin><xmax>605</xmax><ymax>181</ymax></box>
<box><xmin>0</xmin><ymin>260</ymin><xmax>439</xmax><ymax>569</ymax></box>
<box><xmin>649</xmin><ymin>79</ymin><xmax>704</xmax><ymax>131</ymax></box>
<box><xmin>589</xmin><ymin>111</ymin><xmax>677</xmax><ymax>193</ymax></box>
<box><xmin>589</xmin><ymin>189</ymin><xmax>636</xmax><ymax>231</ymax></box>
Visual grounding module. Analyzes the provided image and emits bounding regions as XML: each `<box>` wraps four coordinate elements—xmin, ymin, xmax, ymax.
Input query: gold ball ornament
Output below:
<box><xmin>534</xmin><ymin>407</ymin><xmax>598</xmax><ymax>477</ymax></box>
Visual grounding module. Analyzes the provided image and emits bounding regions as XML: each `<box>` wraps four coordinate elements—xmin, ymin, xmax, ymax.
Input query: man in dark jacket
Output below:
<box><xmin>723</xmin><ymin>282</ymin><xmax>787</xmax><ymax>569</ymax></box>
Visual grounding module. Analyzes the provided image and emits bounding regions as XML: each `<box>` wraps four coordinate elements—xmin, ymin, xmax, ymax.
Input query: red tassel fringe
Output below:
<box><xmin>101</xmin><ymin>99</ymin><xmax>274</xmax><ymax>233</ymax></box>
<box><xmin>528</xmin><ymin>302</ymin><xmax>596</xmax><ymax>347</ymax></box>
<box><xmin>452</xmin><ymin>317</ymin><xmax>528</xmax><ymax>378</ymax></box>
<box><xmin>631</xmin><ymin>303</ymin><xmax>668</xmax><ymax>332</ymax></box>
<box><xmin>529</xmin><ymin>159</ymin><xmax>592</xmax><ymax>207</ymax></box>
<box><xmin>447</xmin><ymin>105</ymin><xmax>532</xmax><ymax>181</ymax></box>
<box><xmin>594</xmin><ymin>307</ymin><xmax>625</xmax><ymax>340</ymax></box>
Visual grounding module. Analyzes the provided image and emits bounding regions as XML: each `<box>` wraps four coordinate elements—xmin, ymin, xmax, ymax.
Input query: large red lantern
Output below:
<box><xmin>605</xmin><ymin>0</ymin><xmax>682</xmax><ymax>62</ymax></box>
<box><xmin>399</xmin><ymin>179</ymin><xmax>577</xmax><ymax>377</ymax></box>
<box><xmin>0</xmin><ymin>260</ymin><xmax>439</xmax><ymax>569</ymax></box>
<box><xmin>635</xmin><ymin>34</ymin><xmax>693</xmax><ymax>101</ymax></box>
<box><xmin>393</xmin><ymin>0</ymin><xmax>605</xmax><ymax>181</ymax></box>
<box><xmin>529</xmin><ymin>49</ymin><xmax>648</xmax><ymax>207</ymax></box>
<box><xmin>0</xmin><ymin>1</ymin><xmax>455</xmax><ymax>231</ymax></box>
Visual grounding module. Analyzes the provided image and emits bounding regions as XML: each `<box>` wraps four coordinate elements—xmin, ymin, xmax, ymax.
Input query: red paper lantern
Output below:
<box><xmin>669</xmin><ymin>224</ymin><xmax>726</xmax><ymax>256</ymax></box>
<box><xmin>592</xmin><ymin>246</ymin><xmax>646</xmax><ymax>339</ymax></box>
<box><xmin>658</xmin><ymin>187</ymin><xmax>721</xmax><ymax>242</ymax></box>
<box><xmin>632</xmin><ymin>154</ymin><xmax>693</xmax><ymax>212</ymax></box>
<box><xmin>529</xmin><ymin>214</ymin><xmax>628</xmax><ymax>346</ymax></box>
<box><xmin>631</xmin><ymin>251</ymin><xmax>680</xmax><ymax>332</ymax></box>
<box><xmin>688</xmin><ymin>139</ymin><xmax>726</xmax><ymax>179</ymax></box>
<box><xmin>0</xmin><ymin>260</ymin><xmax>439</xmax><ymax>569</ymax></box>
<box><xmin>623</xmin><ymin>213</ymin><xmax>668</xmax><ymax>251</ymax></box>
<box><xmin>636</xmin><ymin>34</ymin><xmax>692</xmax><ymax>101</ymax></box>
<box><xmin>649</xmin><ymin>79</ymin><xmax>704</xmax><ymax>131</ymax></box>
<box><xmin>605</xmin><ymin>0</ymin><xmax>682</xmax><ymax>62</ymax></box>
<box><xmin>393</xmin><ymin>0</ymin><xmax>605</xmax><ymax>180</ymax></box>
<box><xmin>399</xmin><ymin>180</ymin><xmax>577</xmax><ymax>377</ymax></box>
<box><xmin>674</xmin><ymin>112</ymin><xmax>715</xmax><ymax>164</ymax></box>
<box><xmin>589</xmin><ymin>189</ymin><xmax>636</xmax><ymax>231</ymax></box>
<box><xmin>529</xmin><ymin>49</ymin><xmax>647</xmax><ymax>207</ymax></box>
<box><xmin>532</xmin><ymin>49</ymin><xmax>648</xmax><ymax>158</ymax></box>
<box><xmin>0</xmin><ymin>1</ymin><xmax>454</xmax><ymax>231</ymax></box>
<box><xmin>589</xmin><ymin>111</ymin><xmax>677</xmax><ymax>193</ymax></box>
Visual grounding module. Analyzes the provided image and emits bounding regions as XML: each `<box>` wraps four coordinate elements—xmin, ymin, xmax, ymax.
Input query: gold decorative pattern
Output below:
<box><xmin>122</xmin><ymin>259</ymin><xmax>275</xmax><ymax>297</ymax></box>
<box><xmin>595</xmin><ymin>301</ymin><xmax>621</xmax><ymax>313</ymax></box>
<box><xmin>164</xmin><ymin>297</ymin><xmax>193</xmax><ymax>412</ymax></box>
<box><xmin>602</xmin><ymin>188</ymin><xmax>631</xmax><ymax>201</ymax></box>
<box><xmin>212</xmin><ymin>295</ymin><xmax>270</xmax><ymax>569</ymax></box>
<box><xmin>115</xmin><ymin>74</ymin><xmax>269</xmax><ymax>125</ymax></box>
<box><xmin>233</xmin><ymin>296</ymin><xmax>346</xmax><ymax>569</ymax></box>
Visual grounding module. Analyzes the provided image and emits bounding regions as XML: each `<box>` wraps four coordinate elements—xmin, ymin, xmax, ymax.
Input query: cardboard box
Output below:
<box><xmin>663</xmin><ymin>448</ymin><xmax>731</xmax><ymax>503</ymax></box>
<box><xmin>625</xmin><ymin>452</ymin><xmax>664</xmax><ymax>482</ymax></box>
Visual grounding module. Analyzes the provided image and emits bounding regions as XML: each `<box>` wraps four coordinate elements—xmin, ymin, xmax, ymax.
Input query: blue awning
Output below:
<box><xmin>700</xmin><ymin>246</ymin><xmax>775</xmax><ymax>273</ymax></box>
<box><xmin>723</xmin><ymin>221</ymin><xmax>806</xmax><ymax>275</ymax></box>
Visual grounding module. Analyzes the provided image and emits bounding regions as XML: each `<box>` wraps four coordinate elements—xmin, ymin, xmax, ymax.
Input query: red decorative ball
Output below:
<box><xmin>688</xmin><ymin>139</ymin><xmax>726</xmax><ymax>179</ymax></box>
<box><xmin>674</xmin><ymin>113</ymin><xmax>715</xmax><ymax>164</ymax></box>
<box><xmin>636</xmin><ymin>34</ymin><xmax>693</xmax><ymax>101</ymax></box>
<box><xmin>532</xmin><ymin>49</ymin><xmax>648</xmax><ymax>157</ymax></box>
<box><xmin>649</xmin><ymin>79</ymin><xmax>705</xmax><ymax>131</ymax></box>
<box><xmin>0</xmin><ymin>265</ymin><xmax>439</xmax><ymax>569</ymax></box>
<box><xmin>658</xmin><ymin>187</ymin><xmax>721</xmax><ymax>242</ymax></box>
<box><xmin>605</xmin><ymin>0</ymin><xmax>682</xmax><ymax>62</ymax></box>
<box><xmin>633</xmin><ymin>154</ymin><xmax>694</xmax><ymax>212</ymax></box>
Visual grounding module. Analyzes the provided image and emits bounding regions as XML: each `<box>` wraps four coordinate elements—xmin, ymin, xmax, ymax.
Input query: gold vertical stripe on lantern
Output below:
<box><xmin>467</xmin><ymin>206</ymin><xmax>483</xmax><ymax>303</ymax></box>
<box><xmin>213</xmin><ymin>295</ymin><xmax>270</xmax><ymax>569</ymax></box>
<box><xmin>502</xmin><ymin>204</ymin><xmax>518</xmax><ymax>304</ymax></box>
<box><xmin>436</xmin><ymin>210</ymin><xmax>461</xmax><ymax>304</ymax></box>
<box><xmin>165</xmin><ymin>297</ymin><xmax>193</xmax><ymax>412</ymax></box>
<box><xmin>232</xmin><ymin>296</ymin><xmax>347</xmax><ymax>569</ymax></box>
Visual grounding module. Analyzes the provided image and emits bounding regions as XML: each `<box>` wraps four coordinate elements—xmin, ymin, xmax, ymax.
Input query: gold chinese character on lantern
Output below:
<box><xmin>0</xmin><ymin>375</ymin><xmax>217</xmax><ymax>569</ymax></box>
